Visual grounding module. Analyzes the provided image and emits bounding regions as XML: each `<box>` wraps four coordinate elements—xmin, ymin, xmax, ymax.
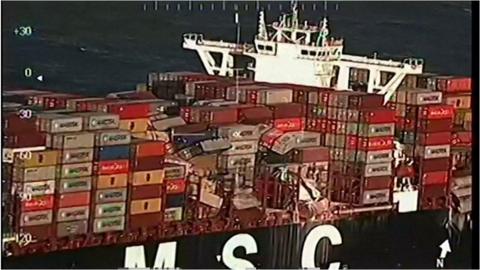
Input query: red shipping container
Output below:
<box><xmin>130</xmin><ymin>184</ymin><xmax>162</xmax><ymax>200</ymax></box>
<box><xmin>97</xmin><ymin>160</ymin><xmax>130</xmax><ymax>175</ymax></box>
<box><xmin>166</xmin><ymin>179</ymin><xmax>186</xmax><ymax>194</ymax></box>
<box><xmin>107</xmin><ymin>102</ymin><xmax>153</xmax><ymax>119</ymax></box>
<box><xmin>451</xmin><ymin>131</ymin><xmax>472</xmax><ymax>146</ymax></box>
<box><xmin>347</xmin><ymin>136</ymin><xmax>394</xmax><ymax>151</ymax></box>
<box><xmin>419</xmin><ymin>105</ymin><xmax>454</xmax><ymax>120</ymax></box>
<box><xmin>57</xmin><ymin>192</ymin><xmax>91</xmax><ymax>208</ymax></box>
<box><xmin>260</xmin><ymin>128</ymin><xmax>284</xmax><ymax>148</ymax></box>
<box><xmin>416</xmin><ymin>132</ymin><xmax>452</xmax><ymax>146</ymax></box>
<box><xmin>238</xmin><ymin>106</ymin><xmax>273</xmax><ymax>124</ymax></box>
<box><xmin>42</xmin><ymin>94</ymin><xmax>81</xmax><ymax>110</ymax></box>
<box><xmin>128</xmin><ymin>212</ymin><xmax>162</xmax><ymax>230</ymax></box>
<box><xmin>21</xmin><ymin>195</ymin><xmax>54</xmax><ymax>212</ymax></box>
<box><xmin>417</xmin><ymin>158</ymin><xmax>450</xmax><ymax>173</ymax></box>
<box><xmin>133</xmin><ymin>141</ymin><xmax>166</xmax><ymax>158</ymax></box>
<box><xmin>363</xmin><ymin>176</ymin><xmax>392</xmax><ymax>190</ymax></box>
<box><xmin>359</xmin><ymin>108</ymin><xmax>395</xmax><ymax>124</ymax></box>
<box><xmin>272</xmin><ymin>118</ymin><xmax>305</xmax><ymax>132</ymax></box>
<box><xmin>305</xmin><ymin>119</ymin><xmax>322</xmax><ymax>132</ymax></box>
<box><xmin>416</xmin><ymin>119</ymin><xmax>453</xmax><ymax>133</ymax></box>
<box><xmin>436</xmin><ymin>76</ymin><xmax>471</xmax><ymax>92</ymax></box>
<box><xmin>269</xmin><ymin>103</ymin><xmax>306</xmax><ymax>119</ymax></box>
<box><xmin>420</xmin><ymin>184</ymin><xmax>448</xmax><ymax>210</ymax></box>
<box><xmin>348</xmin><ymin>93</ymin><xmax>384</xmax><ymax>109</ymax></box>
<box><xmin>133</xmin><ymin>156</ymin><xmax>164</xmax><ymax>171</ymax></box>
<box><xmin>3</xmin><ymin>132</ymin><xmax>46</xmax><ymax>148</ymax></box>
<box><xmin>18</xmin><ymin>224</ymin><xmax>54</xmax><ymax>241</ymax></box>
<box><xmin>3</xmin><ymin>113</ymin><xmax>39</xmax><ymax>133</ymax></box>
<box><xmin>422</xmin><ymin>171</ymin><xmax>449</xmax><ymax>186</ymax></box>
<box><xmin>201</xmin><ymin>108</ymin><xmax>238</xmax><ymax>124</ymax></box>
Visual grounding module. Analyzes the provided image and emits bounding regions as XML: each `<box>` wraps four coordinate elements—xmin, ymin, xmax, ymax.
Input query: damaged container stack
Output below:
<box><xmin>434</xmin><ymin>76</ymin><xmax>472</xmax><ymax>216</ymax></box>
<box><xmin>394</xmin><ymin>85</ymin><xmax>454</xmax><ymax>210</ymax></box>
<box><xmin>329</xmin><ymin>92</ymin><xmax>395</xmax><ymax>206</ymax></box>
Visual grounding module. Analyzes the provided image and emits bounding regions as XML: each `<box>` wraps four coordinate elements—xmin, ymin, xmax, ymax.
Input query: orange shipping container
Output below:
<box><xmin>119</xmin><ymin>118</ymin><xmax>151</xmax><ymax>133</ymax></box>
<box><xmin>96</xmin><ymin>160</ymin><xmax>130</xmax><ymax>175</ymax></box>
<box><xmin>56</xmin><ymin>192</ymin><xmax>91</xmax><ymax>208</ymax></box>
<box><xmin>132</xmin><ymin>140</ymin><xmax>167</xmax><ymax>158</ymax></box>
<box><xmin>130</xmin><ymin>198</ymin><xmax>162</xmax><ymax>215</ymax></box>
<box><xmin>131</xmin><ymin>169</ymin><xmax>164</xmax><ymax>186</ymax></box>
<box><xmin>96</xmin><ymin>174</ymin><xmax>128</xmax><ymax>189</ymax></box>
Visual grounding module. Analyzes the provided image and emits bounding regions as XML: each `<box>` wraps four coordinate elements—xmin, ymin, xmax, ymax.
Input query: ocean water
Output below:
<box><xmin>1</xmin><ymin>1</ymin><xmax>472</xmax><ymax>95</ymax></box>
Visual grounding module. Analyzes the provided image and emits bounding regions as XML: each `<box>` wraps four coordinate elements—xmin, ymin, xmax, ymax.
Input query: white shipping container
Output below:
<box><xmin>37</xmin><ymin>113</ymin><xmax>83</xmax><ymax>133</ymax></box>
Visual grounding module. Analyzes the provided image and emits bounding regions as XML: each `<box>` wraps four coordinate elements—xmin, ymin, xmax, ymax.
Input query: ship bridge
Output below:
<box><xmin>182</xmin><ymin>2</ymin><xmax>423</xmax><ymax>103</ymax></box>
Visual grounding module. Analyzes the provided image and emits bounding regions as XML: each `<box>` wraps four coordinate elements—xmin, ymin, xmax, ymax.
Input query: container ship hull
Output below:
<box><xmin>2</xmin><ymin>210</ymin><xmax>472</xmax><ymax>269</ymax></box>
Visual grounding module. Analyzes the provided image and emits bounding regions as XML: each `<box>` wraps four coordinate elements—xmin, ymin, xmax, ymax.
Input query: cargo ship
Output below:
<box><xmin>2</xmin><ymin>2</ymin><xmax>473</xmax><ymax>269</ymax></box>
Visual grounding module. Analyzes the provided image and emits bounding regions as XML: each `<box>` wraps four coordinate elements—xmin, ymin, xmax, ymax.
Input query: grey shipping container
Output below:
<box><xmin>37</xmin><ymin>113</ymin><xmax>83</xmax><ymax>133</ymax></box>
<box><xmin>348</xmin><ymin>149</ymin><xmax>393</xmax><ymax>164</ymax></box>
<box><xmin>20</xmin><ymin>210</ymin><xmax>53</xmax><ymax>227</ymax></box>
<box><xmin>13</xmin><ymin>166</ymin><xmax>56</xmax><ymax>182</ymax></box>
<box><xmin>57</xmin><ymin>177</ymin><xmax>92</xmax><ymax>194</ymax></box>
<box><xmin>217</xmin><ymin>154</ymin><xmax>256</xmax><ymax>170</ymax></box>
<box><xmin>362</xmin><ymin>189</ymin><xmax>391</xmax><ymax>205</ymax></box>
<box><xmin>258</xmin><ymin>89</ymin><xmax>293</xmax><ymax>104</ymax></box>
<box><xmin>93</xmin><ymin>216</ymin><xmax>125</xmax><ymax>233</ymax></box>
<box><xmin>71</xmin><ymin>112</ymin><xmax>120</xmax><ymax>130</ymax></box>
<box><xmin>95</xmin><ymin>188</ymin><xmax>127</xmax><ymax>204</ymax></box>
<box><xmin>217</xmin><ymin>124</ymin><xmax>261</xmax><ymax>141</ymax></box>
<box><xmin>47</xmin><ymin>132</ymin><xmax>95</xmax><ymax>149</ymax></box>
<box><xmin>56</xmin><ymin>220</ymin><xmax>88</xmax><ymax>237</ymax></box>
<box><xmin>56</xmin><ymin>206</ymin><xmax>90</xmax><ymax>222</ymax></box>
<box><xmin>95</xmin><ymin>130</ymin><xmax>131</xmax><ymax>146</ymax></box>
<box><xmin>223</xmin><ymin>140</ymin><xmax>258</xmax><ymax>155</ymax></box>
<box><xmin>415</xmin><ymin>144</ymin><xmax>450</xmax><ymax>159</ymax></box>
<box><xmin>57</xmin><ymin>163</ymin><xmax>93</xmax><ymax>179</ymax></box>
<box><xmin>60</xmin><ymin>148</ymin><xmax>94</xmax><ymax>164</ymax></box>
<box><xmin>22</xmin><ymin>180</ymin><xmax>56</xmax><ymax>196</ymax></box>
<box><xmin>94</xmin><ymin>202</ymin><xmax>126</xmax><ymax>218</ymax></box>
<box><xmin>362</xmin><ymin>163</ymin><xmax>392</xmax><ymax>178</ymax></box>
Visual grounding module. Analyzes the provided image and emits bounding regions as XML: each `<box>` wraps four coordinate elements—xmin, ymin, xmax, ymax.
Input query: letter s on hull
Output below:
<box><xmin>301</xmin><ymin>225</ymin><xmax>343</xmax><ymax>269</ymax></box>
<box><xmin>222</xmin><ymin>233</ymin><xmax>258</xmax><ymax>270</ymax></box>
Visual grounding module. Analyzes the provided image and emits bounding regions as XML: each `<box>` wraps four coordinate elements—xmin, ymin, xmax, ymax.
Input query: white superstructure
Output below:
<box><xmin>183</xmin><ymin>1</ymin><xmax>424</xmax><ymax>103</ymax></box>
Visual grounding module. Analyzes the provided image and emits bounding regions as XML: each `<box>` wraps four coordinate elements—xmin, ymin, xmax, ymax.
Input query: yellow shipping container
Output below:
<box><xmin>13</xmin><ymin>150</ymin><xmax>59</xmax><ymax>168</ymax></box>
<box><xmin>96</xmin><ymin>174</ymin><xmax>128</xmax><ymax>189</ymax></box>
<box><xmin>119</xmin><ymin>118</ymin><xmax>150</xmax><ymax>133</ymax></box>
<box><xmin>130</xmin><ymin>198</ymin><xmax>162</xmax><ymax>215</ymax></box>
<box><xmin>131</xmin><ymin>169</ymin><xmax>164</xmax><ymax>186</ymax></box>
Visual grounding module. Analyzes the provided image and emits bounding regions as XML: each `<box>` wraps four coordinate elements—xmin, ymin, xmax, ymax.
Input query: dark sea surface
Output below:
<box><xmin>1</xmin><ymin>1</ymin><xmax>472</xmax><ymax>95</ymax></box>
<box><xmin>1</xmin><ymin>1</ymin><xmax>474</xmax><ymax>269</ymax></box>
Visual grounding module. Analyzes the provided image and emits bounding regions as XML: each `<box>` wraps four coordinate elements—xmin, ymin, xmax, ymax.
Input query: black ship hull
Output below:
<box><xmin>2</xmin><ymin>210</ymin><xmax>472</xmax><ymax>269</ymax></box>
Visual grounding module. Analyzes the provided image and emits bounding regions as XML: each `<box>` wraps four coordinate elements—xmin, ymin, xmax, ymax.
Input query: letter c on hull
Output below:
<box><xmin>301</xmin><ymin>225</ymin><xmax>343</xmax><ymax>269</ymax></box>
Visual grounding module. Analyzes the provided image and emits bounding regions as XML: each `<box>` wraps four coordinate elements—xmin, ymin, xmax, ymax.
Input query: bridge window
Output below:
<box><xmin>309</xmin><ymin>51</ymin><xmax>317</xmax><ymax>56</ymax></box>
<box><xmin>258</xmin><ymin>45</ymin><xmax>265</xmax><ymax>50</ymax></box>
<box><xmin>301</xmin><ymin>50</ymin><xmax>308</xmax><ymax>55</ymax></box>
<box><xmin>266</xmin><ymin>45</ymin><xmax>273</xmax><ymax>51</ymax></box>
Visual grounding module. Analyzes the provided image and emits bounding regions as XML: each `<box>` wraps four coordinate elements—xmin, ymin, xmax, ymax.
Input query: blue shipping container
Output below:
<box><xmin>95</xmin><ymin>145</ymin><xmax>130</xmax><ymax>161</ymax></box>
<box><xmin>166</xmin><ymin>194</ymin><xmax>185</xmax><ymax>208</ymax></box>
<box><xmin>173</xmin><ymin>132</ymin><xmax>215</xmax><ymax>149</ymax></box>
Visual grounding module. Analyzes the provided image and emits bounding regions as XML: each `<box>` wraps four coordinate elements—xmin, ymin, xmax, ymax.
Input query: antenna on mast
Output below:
<box><xmin>291</xmin><ymin>0</ymin><xmax>299</xmax><ymax>28</ymax></box>
<box><xmin>258</xmin><ymin>10</ymin><xmax>268</xmax><ymax>40</ymax></box>
<box><xmin>235</xmin><ymin>12</ymin><xmax>240</xmax><ymax>44</ymax></box>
